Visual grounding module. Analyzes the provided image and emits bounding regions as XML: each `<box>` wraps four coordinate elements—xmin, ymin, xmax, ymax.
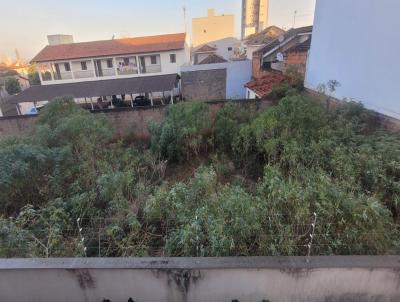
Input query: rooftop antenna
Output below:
<box><xmin>183</xmin><ymin>5</ymin><xmax>187</xmax><ymax>33</ymax></box>
<box><xmin>292</xmin><ymin>10</ymin><xmax>297</xmax><ymax>28</ymax></box>
<box><xmin>15</xmin><ymin>48</ymin><xmax>22</xmax><ymax>65</ymax></box>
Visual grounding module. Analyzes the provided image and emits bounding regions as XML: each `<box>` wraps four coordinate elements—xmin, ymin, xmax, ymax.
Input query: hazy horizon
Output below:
<box><xmin>0</xmin><ymin>0</ymin><xmax>315</xmax><ymax>61</ymax></box>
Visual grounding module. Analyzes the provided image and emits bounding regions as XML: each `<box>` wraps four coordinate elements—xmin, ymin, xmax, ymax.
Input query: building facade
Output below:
<box><xmin>305</xmin><ymin>0</ymin><xmax>400</xmax><ymax>120</ymax></box>
<box><xmin>245</xmin><ymin>26</ymin><xmax>312</xmax><ymax>99</ymax></box>
<box><xmin>9</xmin><ymin>33</ymin><xmax>190</xmax><ymax>115</ymax></box>
<box><xmin>33</xmin><ymin>33</ymin><xmax>190</xmax><ymax>85</ymax></box>
<box><xmin>192</xmin><ymin>9</ymin><xmax>235</xmax><ymax>47</ymax></box>
<box><xmin>242</xmin><ymin>0</ymin><xmax>269</xmax><ymax>39</ymax></box>
<box><xmin>192</xmin><ymin>37</ymin><xmax>243</xmax><ymax>64</ymax></box>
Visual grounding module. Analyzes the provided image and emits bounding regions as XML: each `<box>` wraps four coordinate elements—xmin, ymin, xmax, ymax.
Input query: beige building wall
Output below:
<box><xmin>192</xmin><ymin>9</ymin><xmax>235</xmax><ymax>47</ymax></box>
<box><xmin>242</xmin><ymin>0</ymin><xmax>269</xmax><ymax>38</ymax></box>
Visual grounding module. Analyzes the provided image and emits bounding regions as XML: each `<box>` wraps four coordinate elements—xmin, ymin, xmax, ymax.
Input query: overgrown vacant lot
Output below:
<box><xmin>1</xmin><ymin>95</ymin><xmax>399</xmax><ymax>257</ymax></box>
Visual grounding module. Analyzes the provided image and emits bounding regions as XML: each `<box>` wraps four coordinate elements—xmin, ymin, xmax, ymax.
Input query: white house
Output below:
<box><xmin>192</xmin><ymin>37</ymin><xmax>244</xmax><ymax>65</ymax></box>
<box><xmin>305</xmin><ymin>0</ymin><xmax>400</xmax><ymax>119</ymax></box>
<box><xmin>10</xmin><ymin>33</ymin><xmax>191</xmax><ymax>114</ymax></box>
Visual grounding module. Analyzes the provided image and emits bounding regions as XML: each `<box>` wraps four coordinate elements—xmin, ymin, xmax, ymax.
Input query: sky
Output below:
<box><xmin>0</xmin><ymin>0</ymin><xmax>315</xmax><ymax>61</ymax></box>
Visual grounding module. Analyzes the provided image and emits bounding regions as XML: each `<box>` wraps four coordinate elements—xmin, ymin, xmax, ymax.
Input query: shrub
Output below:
<box><xmin>149</xmin><ymin>102</ymin><xmax>211</xmax><ymax>162</ymax></box>
<box><xmin>270</xmin><ymin>81</ymin><xmax>297</xmax><ymax>99</ymax></box>
<box><xmin>5</xmin><ymin>77</ymin><xmax>21</xmax><ymax>95</ymax></box>
<box><xmin>285</xmin><ymin>65</ymin><xmax>305</xmax><ymax>91</ymax></box>
<box><xmin>145</xmin><ymin>167</ymin><xmax>262</xmax><ymax>256</ymax></box>
<box><xmin>214</xmin><ymin>102</ymin><xmax>255</xmax><ymax>152</ymax></box>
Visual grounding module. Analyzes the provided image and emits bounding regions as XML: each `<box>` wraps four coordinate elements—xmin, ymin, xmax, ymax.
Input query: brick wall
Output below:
<box><xmin>252</xmin><ymin>51</ymin><xmax>272</xmax><ymax>80</ymax></box>
<box><xmin>0</xmin><ymin>115</ymin><xmax>36</xmax><ymax>137</ymax></box>
<box><xmin>93</xmin><ymin>106</ymin><xmax>167</xmax><ymax>140</ymax></box>
<box><xmin>0</xmin><ymin>100</ymin><xmax>275</xmax><ymax>139</ymax></box>
<box><xmin>181</xmin><ymin>69</ymin><xmax>227</xmax><ymax>100</ymax></box>
<box><xmin>285</xmin><ymin>51</ymin><xmax>308</xmax><ymax>75</ymax></box>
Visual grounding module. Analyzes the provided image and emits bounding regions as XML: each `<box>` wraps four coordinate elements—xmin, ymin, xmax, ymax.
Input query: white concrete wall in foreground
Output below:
<box><xmin>305</xmin><ymin>0</ymin><xmax>400</xmax><ymax>119</ymax></box>
<box><xmin>0</xmin><ymin>257</ymin><xmax>399</xmax><ymax>302</ymax></box>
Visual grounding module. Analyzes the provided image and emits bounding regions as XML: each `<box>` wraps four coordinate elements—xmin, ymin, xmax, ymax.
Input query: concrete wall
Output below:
<box><xmin>0</xmin><ymin>115</ymin><xmax>36</xmax><ymax>137</ymax></box>
<box><xmin>0</xmin><ymin>99</ymin><xmax>273</xmax><ymax>139</ymax></box>
<box><xmin>0</xmin><ymin>256</ymin><xmax>399</xmax><ymax>302</ymax></box>
<box><xmin>305</xmin><ymin>0</ymin><xmax>400</xmax><ymax>120</ymax></box>
<box><xmin>181</xmin><ymin>60</ymin><xmax>252</xmax><ymax>100</ymax></box>
<box><xmin>192</xmin><ymin>9</ymin><xmax>235</xmax><ymax>47</ymax></box>
<box><xmin>181</xmin><ymin>69</ymin><xmax>227</xmax><ymax>100</ymax></box>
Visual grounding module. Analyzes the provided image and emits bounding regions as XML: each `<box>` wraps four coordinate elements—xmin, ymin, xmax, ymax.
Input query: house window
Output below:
<box><xmin>123</xmin><ymin>58</ymin><xmax>129</xmax><ymax>66</ymax></box>
<box><xmin>64</xmin><ymin>63</ymin><xmax>71</xmax><ymax>71</ymax></box>
<box><xmin>170</xmin><ymin>54</ymin><xmax>176</xmax><ymax>63</ymax></box>
<box><xmin>107</xmin><ymin>59</ymin><xmax>113</xmax><ymax>68</ymax></box>
<box><xmin>81</xmin><ymin>61</ymin><xmax>87</xmax><ymax>70</ymax></box>
<box><xmin>228</xmin><ymin>47</ymin><xmax>233</xmax><ymax>51</ymax></box>
<box><xmin>151</xmin><ymin>55</ymin><xmax>157</xmax><ymax>64</ymax></box>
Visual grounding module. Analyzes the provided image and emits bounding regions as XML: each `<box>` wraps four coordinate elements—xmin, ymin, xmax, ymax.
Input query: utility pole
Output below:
<box><xmin>293</xmin><ymin>10</ymin><xmax>297</xmax><ymax>28</ymax></box>
<box><xmin>183</xmin><ymin>6</ymin><xmax>187</xmax><ymax>33</ymax></box>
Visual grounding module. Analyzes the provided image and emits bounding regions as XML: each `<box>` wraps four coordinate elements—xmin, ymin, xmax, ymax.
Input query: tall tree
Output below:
<box><xmin>5</xmin><ymin>77</ymin><xmax>21</xmax><ymax>95</ymax></box>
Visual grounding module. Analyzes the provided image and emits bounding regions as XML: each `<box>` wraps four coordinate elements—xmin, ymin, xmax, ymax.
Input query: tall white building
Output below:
<box><xmin>305</xmin><ymin>0</ymin><xmax>400</xmax><ymax>120</ymax></box>
<box><xmin>242</xmin><ymin>0</ymin><xmax>269</xmax><ymax>39</ymax></box>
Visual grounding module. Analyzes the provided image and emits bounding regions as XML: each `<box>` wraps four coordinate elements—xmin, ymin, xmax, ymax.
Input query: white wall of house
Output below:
<box><xmin>38</xmin><ymin>48</ymin><xmax>189</xmax><ymax>85</ymax></box>
<box><xmin>305</xmin><ymin>0</ymin><xmax>400</xmax><ymax>119</ymax></box>
<box><xmin>194</xmin><ymin>37</ymin><xmax>242</xmax><ymax>62</ymax></box>
<box><xmin>71</xmin><ymin>60</ymin><xmax>95</xmax><ymax>79</ymax></box>
<box><xmin>246</xmin><ymin>88</ymin><xmax>259</xmax><ymax>99</ymax></box>
<box><xmin>211</xmin><ymin>37</ymin><xmax>241</xmax><ymax>61</ymax></box>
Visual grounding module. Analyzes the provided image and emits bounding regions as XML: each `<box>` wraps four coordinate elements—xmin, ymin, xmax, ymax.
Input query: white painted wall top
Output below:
<box><xmin>305</xmin><ymin>0</ymin><xmax>400</xmax><ymax>119</ymax></box>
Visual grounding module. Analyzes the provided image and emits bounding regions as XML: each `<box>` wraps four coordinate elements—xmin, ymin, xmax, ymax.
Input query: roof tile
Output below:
<box><xmin>245</xmin><ymin>72</ymin><xmax>286</xmax><ymax>98</ymax></box>
<box><xmin>198</xmin><ymin>54</ymin><xmax>227</xmax><ymax>65</ymax></box>
<box><xmin>31</xmin><ymin>33</ymin><xmax>186</xmax><ymax>63</ymax></box>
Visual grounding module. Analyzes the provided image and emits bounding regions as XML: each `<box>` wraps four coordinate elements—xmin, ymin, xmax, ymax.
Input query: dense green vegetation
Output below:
<box><xmin>1</xmin><ymin>95</ymin><xmax>399</xmax><ymax>258</ymax></box>
<box><xmin>4</xmin><ymin>77</ymin><xmax>21</xmax><ymax>95</ymax></box>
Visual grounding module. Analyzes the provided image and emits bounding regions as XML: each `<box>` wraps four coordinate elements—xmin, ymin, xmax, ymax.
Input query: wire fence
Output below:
<box><xmin>3</xmin><ymin>212</ymin><xmax>398</xmax><ymax>258</ymax></box>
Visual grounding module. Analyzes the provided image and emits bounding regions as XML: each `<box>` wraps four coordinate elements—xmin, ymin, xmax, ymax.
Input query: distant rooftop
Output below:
<box><xmin>245</xmin><ymin>26</ymin><xmax>285</xmax><ymax>45</ymax></box>
<box><xmin>31</xmin><ymin>33</ymin><xmax>187</xmax><ymax>63</ymax></box>
<box><xmin>245</xmin><ymin>72</ymin><xmax>285</xmax><ymax>98</ymax></box>
<box><xmin>256</xmin><ymin>26</ymin><xmax>313</xmax><ymax>55</ymax></box>
<box><xmin>198</xmin><ymin>54</ymin><xmax>228</xmax><ymax>65</ymax></box>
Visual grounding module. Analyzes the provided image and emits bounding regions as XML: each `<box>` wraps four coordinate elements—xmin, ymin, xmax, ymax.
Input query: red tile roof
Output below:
<box><xmin>198</xmin><ymin>54</ymin><xmax>227</xmax><ymax>65</ymax></box>
<box><xmin>245</xmin><ymin>72</ymin><xmax>285</xmax><ymax>98</ymax></box>
<box><xmin>31</xmin><ymin>33</ymin><xmax>186</xmax><ymax>63</ymax></box>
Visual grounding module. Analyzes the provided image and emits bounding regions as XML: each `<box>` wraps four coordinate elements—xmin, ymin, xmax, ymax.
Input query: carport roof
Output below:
<box><xmin>8</xmin><ymin>74</ymin><xmax>179</xmax><ymax>104</ymax></box>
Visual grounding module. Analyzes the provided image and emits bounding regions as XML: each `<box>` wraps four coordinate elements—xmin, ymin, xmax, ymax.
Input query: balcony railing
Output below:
<box><xmin>98</xmin><ymin>68</ymin><xmax>116</xmax><ymax>77</ymax></box>
<box><xmin>142</xmin><ymin>65</ymin><xmax>161</xmax><ymax>73</ymax></box>
<box><xmin>54</xmin><ymin>72</ymin><xmax>73</xmax><ymax>80</ymax></box>
<box><xmin>117</xmin><ymin>68</ymin><xmax>139</xmax><ymax>75</ymax></box>
<box><xmin>74</xmin><ymin>70</ymin><xmax>95</xmax><ymax>79</ymax></box>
